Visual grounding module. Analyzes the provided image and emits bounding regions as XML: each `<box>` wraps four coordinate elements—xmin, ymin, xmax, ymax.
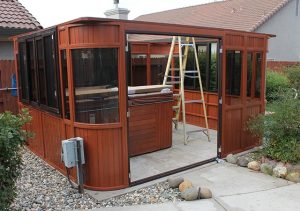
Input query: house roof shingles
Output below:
<box><xmin>0</xmin><ymin>0</ymin><xmax>42</xmax><ymax>30</ymax></box>
<box><xmin>135</xmin><ymin>0</ymin><xmax>290</xmax><ymax>32</ymax></box>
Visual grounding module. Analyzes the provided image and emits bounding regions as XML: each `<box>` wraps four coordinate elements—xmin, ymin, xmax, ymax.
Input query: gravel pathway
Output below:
<box><xmin>11</xmin><ymin>148</ymin><xmax>181</xmax><ymax>210</ymax></box>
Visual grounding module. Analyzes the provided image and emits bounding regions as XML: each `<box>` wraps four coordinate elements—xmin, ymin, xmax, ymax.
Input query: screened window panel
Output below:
<box><xmin>72</xmin><ymin>48</ymin><xmax>119</xmax><ymax>124</ymax></box>
<box><xmin>61</xmin><ymin>50</ymin><xmax>70</xmax><ymax>119</ymax></box>
<box><xmin>131</xmin><ymin>54</ymin><xmax>147</xmax><ymax>86</ymax></box>
<box><xmin>226</xmin><ymin>50</ymin><xmax>242</xmax><ymax>96</ymax></box>
<box><xmin>150</xmin><ymin>55</ymin><xmax>167</xmax><ymax>85</ymax></box>
<box><xmin>27</xmin><ymin>41</ymin><xmax>38</xmax><ymax>102</ymax></box>
<box><xmin>44</xmin><ymin>35</ymin><xmax>59</xmax><ymax>109</ymax></box>
<box><xmin>255</xmin><ymin>53</ymin><xmax>262</xmax><ymax>98</ymax></box>
<box><xmin>36</xmin><ymin>39</ymin><xmax>47</xmax><ymax>105</ymax></box>
<box><xmin>19</xmin><ymin>42</ymin><xmax>29</xmax><ymax>101</ymax></box>
<box><xmin>247</xmin><ymin>53</ymin><xmax>253</xmax><ymax>97</ymax></box>
<box><xmin>209</xmin><ymin>43</ymin><xmax>218</xmax><ymax>92</ymax></box>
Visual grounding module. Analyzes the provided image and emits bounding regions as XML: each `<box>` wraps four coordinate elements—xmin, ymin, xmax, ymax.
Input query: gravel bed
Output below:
<box><xmin>11</xmin><ymin>148</ymin><xmax>181</xmax><ymax>210</ymax></box>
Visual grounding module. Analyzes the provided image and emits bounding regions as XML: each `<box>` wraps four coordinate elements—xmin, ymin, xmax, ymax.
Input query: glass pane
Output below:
<box><xmin>209</xmin><ymin>43</ymin><xmax>218</xmax><ymax>92</ymax></box>
<box><xmin>27</xmin><ymin>41</ymin><xmax>38</xmax><ymax>102</ymax></box>
<box><xmin>198</xmin><ymin>45</ymin><xmax>207</xmax><ymax>91</ymax></box>
<box><xmin>184</xmin><ymin>48</ymin><xmax>198</xmax><ymax>90</ymax></box>
<box><xmin>44</xmin><ymin>35</ymin><xmax>59</xmax><ymax>109</ymax></box>
<box><xmin>247</xmin><ymin>53</ymin><xmax>253</xmax><ymax>97</ymax></box>
<box><xmin>150</xmin><ymin>54</ymin><xmax>167</xmax><ymax>85</ymax></box>
<box><xmin>36</xmin><ymin>39</ymin><xmax>47</xmax><ymax>105</ymax></box>
<box><xmin>225</xmin><ymin>50</ymin><xmax>242</xmax><ymax>105</ymax></box>
<box><xmin>72</xmin><ymin>48</ymin><xmax>119</xmax><ymax>124</ymax></box>
<box><xmin>131</xmin><ymin>54</ymin><xmax>147</xmax><ymax>86</ymax></box>
<box><xmin>255</xmin><ymin>53</ymin><xmax>262</xmax><ymax>98</ymax></box>
<box><xmin>61</xmin><ymin>50</ymin><xmax>70</xmax><ymax>119</ymax></box>
<box><xmin>19</xmin><ymin>42</ymin><xmax>29</xmax><ymax>100</ymax></box>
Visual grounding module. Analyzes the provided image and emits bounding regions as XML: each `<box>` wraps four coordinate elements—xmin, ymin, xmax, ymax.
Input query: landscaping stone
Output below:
<box><xmin>226</xmin><ymin>154</ymin><xmax>237</xmax><ymax>164</ymax></box>
<box><xmin>180</xmin><ymin>187</ymin><xmax>199</xmax><ymax>201</ymax></box>
<box><xmin>198</xmin><ymin>187</ymin><xmax>212</xmax><ymax>199</ymax></box>
<box><xmin>179</xmin><ymin>180</ymin><xmax>193</xmax><ymax>192</ymax></box>
<box><xmin>237</xmin><ymin>156</ymin><xmax>250</xmax><ymax>167</ymax></box>
<box><xmin>167</xmin><ymin>177</ymin><xmax>184</xmax><ymax>188</ymax></box>
<box><xmin>273</xmin><ymin>165</ymin><xmax>288</xmax><ymax>178</ymax></box>
<box><xmin>260</xmin><ymin>163</ymin><xmax>273</xmax><ymax>175</ymax></box>
<box><xmin>247</xmin><ymin>161</ymin><xmax>261</xmax><ymax>171</ymax></box>
<box><xmin>286</xmin><ymin>172</ymin><xmax>300</xmax><ymax>183</ymax></box>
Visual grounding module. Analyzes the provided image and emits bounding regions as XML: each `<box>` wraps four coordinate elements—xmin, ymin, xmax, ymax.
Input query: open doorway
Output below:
<box><xmin>126</xmin><ymin>33</ymin><xmax>221</xmax><ymax>184</ymax></box>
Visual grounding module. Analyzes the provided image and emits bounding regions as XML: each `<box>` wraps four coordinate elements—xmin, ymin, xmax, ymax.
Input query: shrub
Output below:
<box><xmin>247</xmin><ymin>90</ymin><xmax>300</xmax><ymax>163</ymax></box>
<box><xmin>285</xmin><ymin>65</ymin><xmax>300</xmax><ymax>91</ymax></box>
<box><xmin>266</xmin><ymin>70</ymin><xmax>290</xmax><ymax>102</ymax></box>
<box><xmin>0</xmin><ymin>109</ymin><xmax>31</xmax><ymax>210</ymax></box>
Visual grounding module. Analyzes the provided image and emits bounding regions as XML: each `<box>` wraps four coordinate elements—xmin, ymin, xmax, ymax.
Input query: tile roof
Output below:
<box><xmin>0</xmin><ymin>0</ymin><xmax>42</xmax><ymax>30</ymax></box>
<box><xmin>135</xmin><ymin>0</ymin><xmax>291</xmax><ymax>32</ymax></box>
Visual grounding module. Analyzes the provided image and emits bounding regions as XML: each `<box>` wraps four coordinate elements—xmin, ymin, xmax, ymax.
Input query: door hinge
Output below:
<box><xmin>127</xmin><ymin>111</ymin><xmax>130</xmax><ymax>118</ymax></box>
<box><xmin>219</xmin><ymin>97</ymin><xmax>223</xmax><ymax>105</ymax></box>
<box><xmin>219</xmin><ymin>48</ymin><xmax>223</xmax><ymax>54</ymax></box>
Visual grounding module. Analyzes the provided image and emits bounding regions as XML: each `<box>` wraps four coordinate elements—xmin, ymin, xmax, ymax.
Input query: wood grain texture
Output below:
<box><xmin>0</xmin><ymin>60</ymin><xmax>18</xmax><ymax>114</ymax></box>
<box><xmin>128</xmin><ymin>101</ymin><xmax>173</xmax><ymax>156</ymax></box>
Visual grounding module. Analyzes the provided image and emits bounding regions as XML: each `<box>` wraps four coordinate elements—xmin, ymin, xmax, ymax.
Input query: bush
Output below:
<box><xmin>0</xmin><ymin>109</ymin><xmax>31</xmax><ymax>210</ymax></box>
<box><xmin>266</xmin><ymin>70</ymin><xmax>290</xmax><ymax>102</ymax></box>
<box><xmin>285</xmin><ymin>65</ymin><xmax>300</xmax><ymax>91</ymax></box>
<box><xmin>247</xmin><ymin>90</ymin><xmax>300</xmax><ymax>163</ymax></box>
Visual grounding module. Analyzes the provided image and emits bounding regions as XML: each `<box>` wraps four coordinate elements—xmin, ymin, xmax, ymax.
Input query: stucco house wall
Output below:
<box><xmin>256</xmin><ymin>0</ymin><xmax>300</xmax><ymax>62</ymax></box>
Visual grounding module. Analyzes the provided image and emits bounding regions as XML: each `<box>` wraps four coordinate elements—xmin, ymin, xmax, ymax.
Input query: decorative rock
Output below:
<box><xmin>237</xmin><ymin>156</ymin><xmax>250</xmax><ymax>167</ymax></box>
<box><xmin>273</xmin><ymin>165</ymin><xmax>288</xmax><ymax>178</ymax></box>
<box><xmin>226</xmin><ymin>154</ymin><xmax>237</xmax><ymax>164</ymax></box>
<box><xmin>247</xmin><ymin>161</ymin><xmax>260</xmax><ymax>171</ymax></box>
<box><xmin>180</xmin><ymin>187</ymin><xmax>199</xmax><ymax>201</ymax></box>
<box><xmin>167</xmin><ymin>177</ymin><xmax>184</xmax><ymax>188</ymax></box>
<box><xmin>179</xmin><ymin>180</ymin><xmax>193</xmax><ymax>192</ymax></box>
<box><xmin>198</xmin><ymin>188</ymin><xmax>212</xmax><ymax>199</ymax></box>
<box><xmin>286</xmin><ymin>172</ymin><xmax>300</xmax><ymax>183</ymax></box>
<box><xmin>260</xmin><ymin>163</ymin><xmax>273</xmax><ymax>175</ymax></box>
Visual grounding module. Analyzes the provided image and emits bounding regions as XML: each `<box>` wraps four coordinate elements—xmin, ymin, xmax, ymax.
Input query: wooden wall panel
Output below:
<box><xmin>248</xmin><ymin>37</ymin><xmax>264</xmax><ymax>49</ymax></box>
<box><xmin>26</xmin><ymin>108</ymin><xmax>45</xmax><ymax>157</ymax></box>
<box><xmin>185</xmin><ymin>91</ymin><xmax>218</xmax><ymax>130</ymax></box>
<box><xmin>42</xmin><ymin>113</ymin><xmax>65</xmax><ymax>171</ymax></box>
<box><xmin>75</xmin><ymin>127</ymin><xmax>128</xmax><ymax>190</ymax></box>
<box><xmin>224</xmin><ymin>34</ymin><xmax>244</xmax><ymax>47</ymax></box>
<box><xmin>58</xmin><ymin>29</ymin><xmax>68</xmax><ymax>46</ymax></box>
<box><xmin>223</xmin><ymin>109</ymin><xmax>242</xmax><ymax>154</ymax></box>
<box><xmin>0</xmin><ymin>60</ymin><xmax>18</xmax><ymax>114</ymax></box>
<box><xmin>69</xmin><ymin>25</ymin><xmax>120</xmax><ymax>46</ymax></box>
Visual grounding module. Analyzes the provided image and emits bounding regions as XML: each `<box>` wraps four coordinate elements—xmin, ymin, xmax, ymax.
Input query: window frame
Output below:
<box><xmin>70</xmin><ymin>47</ymin><xmax>121</xmax><ymax>125</ymax></box>
<box><xmin>17</xmin><ymin>28</ymin><xmax>62</xmax><ymax>116</ymax></box>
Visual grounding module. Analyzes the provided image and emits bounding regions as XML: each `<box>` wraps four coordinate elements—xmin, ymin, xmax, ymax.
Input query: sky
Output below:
<box><xmin>18</xmin><ymin>0</ymin><xmax>214</xmax><ymax>28</ymax></box>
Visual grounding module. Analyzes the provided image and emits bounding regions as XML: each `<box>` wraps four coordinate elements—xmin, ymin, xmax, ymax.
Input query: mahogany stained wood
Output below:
<box><xmin>128</xmin><ymin>101</ymin><xmax>173</xmax><ymax>156</ymax></box>
<box><xmin>13</xmin><ymin>17</ymin><xmax>270</xmax><ymax>190</ymax></box>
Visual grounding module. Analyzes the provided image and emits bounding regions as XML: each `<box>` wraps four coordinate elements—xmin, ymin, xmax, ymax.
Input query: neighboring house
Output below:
<box><xmin>135</xmin><ymin>0</ymin><xmax>300</xmax><ymax>68</ymax></box>
<box><xmin>0</xmin><ymin>0</ymin><xmax>42</xmax><ymax>113</ymax></box>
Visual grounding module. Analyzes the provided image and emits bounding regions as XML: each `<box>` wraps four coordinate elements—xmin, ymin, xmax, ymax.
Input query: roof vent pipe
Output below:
<box><xmin>104</xmin><ymin>0</ymin><xmax>130</xmax><ymax>20</ymax></box>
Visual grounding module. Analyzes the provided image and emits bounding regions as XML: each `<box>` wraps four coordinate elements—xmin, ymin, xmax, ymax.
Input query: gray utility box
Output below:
<box><xmin>61</xmin><ymin>137</ymin><xmax>85</xmax><ymax>168</ymax></box>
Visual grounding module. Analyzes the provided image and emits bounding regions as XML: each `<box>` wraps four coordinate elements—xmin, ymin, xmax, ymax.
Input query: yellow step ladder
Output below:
<box><xmin>163</xmin><ymin>36</ymin><xmax>211</xmax><ymax>144</ymax></box>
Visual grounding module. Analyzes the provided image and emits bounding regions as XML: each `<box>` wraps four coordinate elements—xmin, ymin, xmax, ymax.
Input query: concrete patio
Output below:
<box><xmin>87</xmin><ymin>162</ymin><xmax>300</xmax><ymax>211</ymax></box>
<box><xmin>130</xmin><ymin>124</ymin><xmax>218</xmax><ymax>181</ymax></box>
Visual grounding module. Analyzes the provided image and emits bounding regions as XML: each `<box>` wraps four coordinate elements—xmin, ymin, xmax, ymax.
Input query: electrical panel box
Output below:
<box><xmin>61</xmin><ymin>137</ymin><xmax>85</xmax><ymax>168</ymax></box>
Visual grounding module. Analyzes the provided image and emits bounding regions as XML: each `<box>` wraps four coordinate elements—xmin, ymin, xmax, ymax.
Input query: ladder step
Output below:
<box><xmin>185</xmin><ymin>75</ymin><xmax>199</xmax><ymax>79</ymax></box>
<box><xmin>181</xmin><ymin>44</ymin><xmax>193</xmax><ymax>47</ymax></box>
<box><xmin>170</xmin><ymin>68</ymin><xmax>180</xmax><ymax>71</ymax></box>
<box><xmin>173</xmin><ymin>94</ymin><xmax>181</xmax><ymax>98</ymax></box>
<box><xmin>167</xmin><ymin>75</ymin><xmax>181</xmax><ymax>79</ymax></box>
<box><xmin>173</xmin><ymin>106</ymin><xmax>180</xmax><ymax>110</ymax></box>
<box><xmin>185</xmin><ymin>70</ymin><xmax>198</xmax><ymax>74</ymax></box>
<box><xmin>186</xmin><ymin>129</ymin><xmax>206</xmax><ymax>135</ymax></box>
<box><xmin>185</xmin><ymin>100</ymin><xmax>203</xmax><ymax>104</ymax></box>
<box><xmin>166</xmin><ymin>81</ymin><xmax>181</xmax><ymax>85</ymax></box>
<box><xmin>172</xmin><ymin>118</ymin><xmax>178</xmax><ymax>122</ymax></box>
